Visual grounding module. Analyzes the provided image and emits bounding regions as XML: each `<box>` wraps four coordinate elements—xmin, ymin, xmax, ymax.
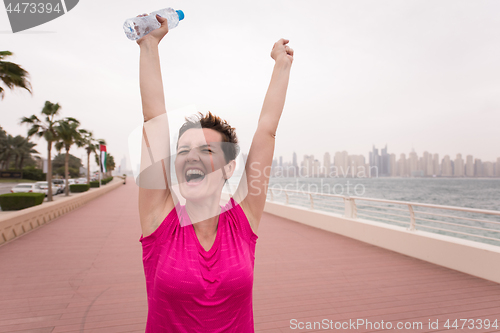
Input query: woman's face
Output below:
<box><xmin>175</xmin><ymin>128</ymin><xmax>235</xmax><ymax>202</ymax></box>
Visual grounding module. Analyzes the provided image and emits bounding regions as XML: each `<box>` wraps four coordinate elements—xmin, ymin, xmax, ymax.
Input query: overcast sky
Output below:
<box><xmin>2</xmin><ymin>0</ymin><xmax>500</xmax><ymax>172</ymax></box>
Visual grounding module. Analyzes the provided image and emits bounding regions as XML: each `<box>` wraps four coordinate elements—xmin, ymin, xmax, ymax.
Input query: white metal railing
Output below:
<box><xmin>266</xmin><ymin>188</ymin><xmax>500</xmax><ymax>245</ymax></box>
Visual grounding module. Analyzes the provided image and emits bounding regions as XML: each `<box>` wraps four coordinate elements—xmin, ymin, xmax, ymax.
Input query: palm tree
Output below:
<box><xmin>54</xmin><ymin>118</ymin><xmax>85</xmax><ymax>196</ymax></box>
<box><xmin>13</xmin><ymin>136</ymin><xmax>39</xmax><ymax>170</ymax></box>
<box><xmin>105</xmin><ymin>153</ymin><xmax>116</xmax><ymax>178</ymax></box>
<box><xmin>0</xmin><ymin>130</ymin><xmax>38</xmax><ymax>170</ymax></box>
<box><xmin>80</xmin><ymin>130</ymin><xmax>106</xmax><ymax>184</ymax></box>
<box><xmin>20</xmin><ymin>101</ymin><xmax>62</xmax><ymax>201</ymax></box>
<box><xmin>0</xmin><ymin>51</ymin><xmax>32</xmax><ymax>100</ymax></box>
<box><xmin>0</xmin><ymin>134</ymin><xmax>16</xmax><ymax>170</ymax></box>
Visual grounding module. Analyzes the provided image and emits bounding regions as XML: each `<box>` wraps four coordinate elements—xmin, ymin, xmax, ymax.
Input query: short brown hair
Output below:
<box><xmin>178</xmin><ymin>111</ymin><xmax>239</xmax><ymax>163</ymax></box>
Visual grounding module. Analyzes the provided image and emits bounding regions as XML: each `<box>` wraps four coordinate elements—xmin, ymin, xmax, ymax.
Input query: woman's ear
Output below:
<box><xmin>223</xmin><ymin>160</ymin><xmax>236</xmax><ymax>179</ymax></box>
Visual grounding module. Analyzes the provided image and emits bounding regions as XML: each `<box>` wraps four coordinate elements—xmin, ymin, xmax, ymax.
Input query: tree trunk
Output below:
<box><xmin>19</xmin><ymin>155</ymin><xmax>25</xmax><ymax>170</ymax></box>
<box><xmin>65</xmin><ymin>149</ymin><xmax>70</xmax><ymax>196</ymax></box>
<box><xmin>4</xmin><ymin>154</ymin><xmax>11</xmax><ymax>170</ymax></box>
<box><xmin>47</xmin><ymin>142</ymin><xmax>53</xmax><ymax>202</ymax></box>
<box><xmin>87</xmin><ymin>151</ymin><xmax>90</xmax><ymax>185</ymax></box>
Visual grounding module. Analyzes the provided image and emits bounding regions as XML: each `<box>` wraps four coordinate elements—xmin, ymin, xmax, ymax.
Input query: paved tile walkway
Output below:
<box><xmin>1</xmin><ymin>181</ymin><xmax>499</xmax><ymax>332</ymax></box>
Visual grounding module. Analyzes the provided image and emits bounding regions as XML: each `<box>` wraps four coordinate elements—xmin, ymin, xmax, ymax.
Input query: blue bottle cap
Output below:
<box><xmin>176</xmin><ymin>10</ymin><xmax>185</xmax><ymax>21</ymax></box>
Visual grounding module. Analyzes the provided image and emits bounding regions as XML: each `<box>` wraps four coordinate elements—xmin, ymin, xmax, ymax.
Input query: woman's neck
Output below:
<box><xmin>185</xmin><ymin>194</ymin><xmax>222</xmax><ymax>233</ymax></box>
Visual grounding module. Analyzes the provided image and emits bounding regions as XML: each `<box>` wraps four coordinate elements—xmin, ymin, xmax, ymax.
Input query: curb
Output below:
<box><xmin>0</xmin><ymin>179</ymin><xmax>123</xmax><ymax>247</ymax></box>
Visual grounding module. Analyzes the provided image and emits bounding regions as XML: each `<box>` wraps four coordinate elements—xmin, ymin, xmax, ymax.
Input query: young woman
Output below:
<box><xmin>136</xmin><ymin>14</ymin><xmax>293</xmax><ymax>332</ymax></box>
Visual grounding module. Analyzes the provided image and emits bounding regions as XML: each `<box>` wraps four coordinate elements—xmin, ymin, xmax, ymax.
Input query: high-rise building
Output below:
<box><xmin>369</xmin><ymin>146</ymin><xmax>380</xmax><ymax>177</ymax></box>
<box><xmin>369</xmin><ymin>145</ymin><xmax>390</xmax><ymax>177</ymax></box>
<box><xmin>454</xmin><ymin>154</ymin><xmax>464</xmax><ymax>177</ymax></box>
<box><xmin>271</xmin><ymin>158</ymin><xmax>278</xmax><ymax>176</ymax></box>
<box><xmin>418</xmin><ymin>157</ymin><xmax>424</xmax><ymax>175</ymax></box>
<box><xmin>441</xmin><ymin>155</ymin><xmax>452</xmax><ymax>177</ymax></box>
<box><xmin>433</xmin><ymin>153</ymin><xmax>440</xmax><ymax>176</ymax></box>
<box><xmin>381</xmin><ymin>145</ymin><xmax>390</xmax><ymax>176</ymax></box>
<box><xmin>397</xmin><ymin>154</ymin><xmax>407</xmax><ymax>177</ymax></box>
<box><xmin>474</xmin><ymin>159</ymin><xmax>483</xmax><ymax>177</ymax></box>
<box><xmin>323</xmin><ymin>152</ymin><xmax>331</xmax><ymax>177</ymax></box>
<box><xmin>302</xmin><ymin>155</ymin><xmax>314</xmax><ymax>177</ymax></box>
<box><xmin>390</xmin><ymin>153</ymin><xmax>397</xmax><ymax>177</ymax></box>
<box><xmin>496</xmin><ymin>157</ymin><xmax>500</xmax><ymax>177</ymax></box>
<box><xmin>312</xmin><ymin>159</ymin><xmax>320</xmax><ymax>177</ymax></box>
<box><xmin>423</xmin><ymin>151</ymin><xmax>431</xmax><ymax>176</ymax></box>
<box><xmin>466</xmin><ymin>155</ymin><xmax>474</xmax><ymax>177</ymax></box>
<box><xmin>408</xmin><ymin>150</ymin><xmax>418</xmax><ymax>177</ymax></box>
<box><xmin>291</xmin><ymin>152</ymin><xmax>298</xmax><ymax>177</ymax></box>
<box><xmin>483</xmin><ymin>162</ymin><xmax>494</xmax><ymax>177</ymax></box>
<box><xmin>120</xmin><ymin>156</ymin><xmax>127</xmax><ymax>175</ymax></box>
<box><xmin>352</xmin><ymin>155</ymin><xmax>369</xmax><ymax>178</ymax></box>
<box><xmin>334</xmin><ymin>151</ymin><xmax>348</xmax><ymax>177</ymax></box>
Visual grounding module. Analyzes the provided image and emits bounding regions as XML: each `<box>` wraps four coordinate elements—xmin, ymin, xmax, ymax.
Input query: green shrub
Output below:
<box><xmin>101</xmin><ymin>176</ymin><xmax>113</xmax><ymax>185</ymax></box>
<box><xmin>0</xmin><ymin>193</ymin><xmax>45</xmax><ymax>211</ymax></box>
<box><xmin>3</xmin><ymin>167</ymin><xmax>46</xmax><ymax>181</ymax></box>
<box><xmin>69</xmin><ymin>184</ymin><xmax>90</xmax><ymax>193</ymax></box>
<box><xmin>89</xmin><ymin>181</ymin><xmax>100</xmax><ymax>188</ymax></box>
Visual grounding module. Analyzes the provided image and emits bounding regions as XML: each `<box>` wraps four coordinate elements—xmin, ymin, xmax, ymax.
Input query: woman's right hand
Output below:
<box><xmin>136</xmin><ymin>14</ymin><xmax>169</xmax><ymax>46</ymax></box>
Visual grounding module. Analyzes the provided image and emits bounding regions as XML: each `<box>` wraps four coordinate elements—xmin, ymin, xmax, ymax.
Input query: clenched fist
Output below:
<box><xmin>271</xmin><ymin>38</ymin><xmax>294</xmax><ymax>65</ymax></box>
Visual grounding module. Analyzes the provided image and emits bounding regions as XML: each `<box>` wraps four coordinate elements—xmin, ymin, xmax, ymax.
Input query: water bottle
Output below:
<box><xmin>123</xmin><ymin>8</ymin><xmax>185</xmax><ymax>41</ymax></box>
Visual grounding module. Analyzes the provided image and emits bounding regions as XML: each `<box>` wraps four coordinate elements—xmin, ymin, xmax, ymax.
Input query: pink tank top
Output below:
<box><xmin>140</xmin><ymin>197</ymin><xmax>258</xmax><ymax>332</ymax></box>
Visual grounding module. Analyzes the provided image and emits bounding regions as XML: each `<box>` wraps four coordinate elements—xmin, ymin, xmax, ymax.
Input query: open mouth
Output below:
<box><xmin>185</xmin><ymin>169</ymin><xmax>206</xmax><ymax>183</ymax></box>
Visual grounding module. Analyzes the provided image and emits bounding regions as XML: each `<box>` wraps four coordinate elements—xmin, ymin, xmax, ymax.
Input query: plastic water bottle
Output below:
<box><xmin>123</xmin><ymin>8</ymin><xmax>185</xmax><ymax>41</ymax></box>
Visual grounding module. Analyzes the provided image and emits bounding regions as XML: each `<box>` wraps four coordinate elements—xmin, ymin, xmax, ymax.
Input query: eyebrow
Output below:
<box><xmin>177</xmin><ymin>144</ymin><xmax>212</xmax><ymax>150</ymax></box>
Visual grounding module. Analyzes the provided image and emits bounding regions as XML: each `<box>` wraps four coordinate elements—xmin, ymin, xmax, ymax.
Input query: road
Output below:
<box><xmin>0</xmin><ymin>183</ymin><xmax>18</xmax><ymax>195</ymax></box>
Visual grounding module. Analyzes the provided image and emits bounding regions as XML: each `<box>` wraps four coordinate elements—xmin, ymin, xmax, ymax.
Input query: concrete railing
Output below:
<box><xmin>263</xmin><ymin>200</ymin><xmax>500</xmax><ymax>284</ymax></box>
<box><xmin>0</xmin><ymin>179</ymin><xmax>123</xmax><ymax>246</ymax></box>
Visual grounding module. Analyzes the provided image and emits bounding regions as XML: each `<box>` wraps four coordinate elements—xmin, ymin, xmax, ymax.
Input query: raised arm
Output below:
<box><xmin>235</xmin><ymin>39</ymin><xmax>294</xmax><ymax>233</ymax></box>
<box><xmin>136</xmin><ymin>15</ymin><xmax>175</xmax><ymax>237</ymax></box>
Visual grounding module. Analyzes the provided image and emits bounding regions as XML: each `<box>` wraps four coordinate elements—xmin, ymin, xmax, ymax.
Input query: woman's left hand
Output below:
<box><xmin>270</xmin><ymin>38</ymin><xmax>294</xmax><ymax>65</ymax></box>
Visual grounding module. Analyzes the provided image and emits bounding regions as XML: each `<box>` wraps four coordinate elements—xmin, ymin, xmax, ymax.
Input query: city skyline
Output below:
<box><xmin>270</xmin><ymin>145</ymin><xmax>500</xmax><ymax>178</ymax></box>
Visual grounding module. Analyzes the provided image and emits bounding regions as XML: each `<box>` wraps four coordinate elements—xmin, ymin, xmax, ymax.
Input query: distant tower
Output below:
<box><xmin>292</xmin><ymin>152</ymin><xmax>298</xmax><ymax>177</ymax></box>
<box><xmin>335</xmin><ymin>151</ymin><xmax>348</xmax><ymax>176</ymax></box>
<box><xmin>433</xmin><ymin>153</ymin><xmax>440</xmax><ymax>176</ymax></box>
<box><xmin>454</xmin><ymin>154</ymin><xmax>464</xmax><ymax>177</ymax></box>
<box><xmin>408</xmin><ymin>149</ymin><xmax>418</xmax><ymax>177</ymax></box>
<box><xmin>390</xmin><ymin>153</ymin><xmax>397</xmax><ymax>177</ymax></box>
<box><xmin>380</xmin><ymin>145</ymin><xmax>390</xmax><ymax>176</ymax></box>
<box><xmin>323</xmin><ymin>152</ymin><xmax>331</xmax><ymax>177</ymax></box>
<box><xmin>474</xmin><ymin>158</ymin><xmax>483</xmax><ymax>177</ymax></box>
<box><xmin>397</xmin><ymin>153</ymin><xmax>407</xmax><ymax>177</ymax></box>
<box><xmin>441</xmin><ymin>155</ymin><xmax>452</xmax><ymax>176</ymax></box>
<box><xmin>466</xmin><ymin>155</ymin><xmax>474</xmax><ymax>177</ymax></box>
<box><xmin>370</xmin><ymin>145</ymin><xmax>390</xmax><ymax>176</ymax></box>
<box><xmin>369</xmin><ymin>145</ymin><xmax>379</xmax><ymax>177</ymax></box>
<box><xmin>120</xmin><ymin>156</ymin><xmax>127</xmax><ymax>174</ymax></box>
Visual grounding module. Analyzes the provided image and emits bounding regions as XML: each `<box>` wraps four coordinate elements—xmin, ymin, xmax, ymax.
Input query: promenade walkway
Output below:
<box><xmin>1</xmin><ymin>181</ymin><xmax>499</xmax><ymax>332</ymax></box>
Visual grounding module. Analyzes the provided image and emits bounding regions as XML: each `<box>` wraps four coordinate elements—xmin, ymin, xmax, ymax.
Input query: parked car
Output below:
<box><xmin>68</xmin><ymin>179</ymin><xmax>77</xmax><ymax>185</ymax></box>
<box><xmin>52</xmin><ymin>179</ymin><xmax>66</xmax><ymax>194</ymax></box>
<box><xmin>11</xmin><ymin>183</ymin><xmax>43</xmax><ymax>194</ymax></box>
<box><xmin>76</xmin><ymin>178</ymin><xmax>88</xmax><ymax>184</ymax></box>
<box><xmin>35</xmin><ymin>181</ymin><xmax>60</xmax><ymax>196</ymax></box>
